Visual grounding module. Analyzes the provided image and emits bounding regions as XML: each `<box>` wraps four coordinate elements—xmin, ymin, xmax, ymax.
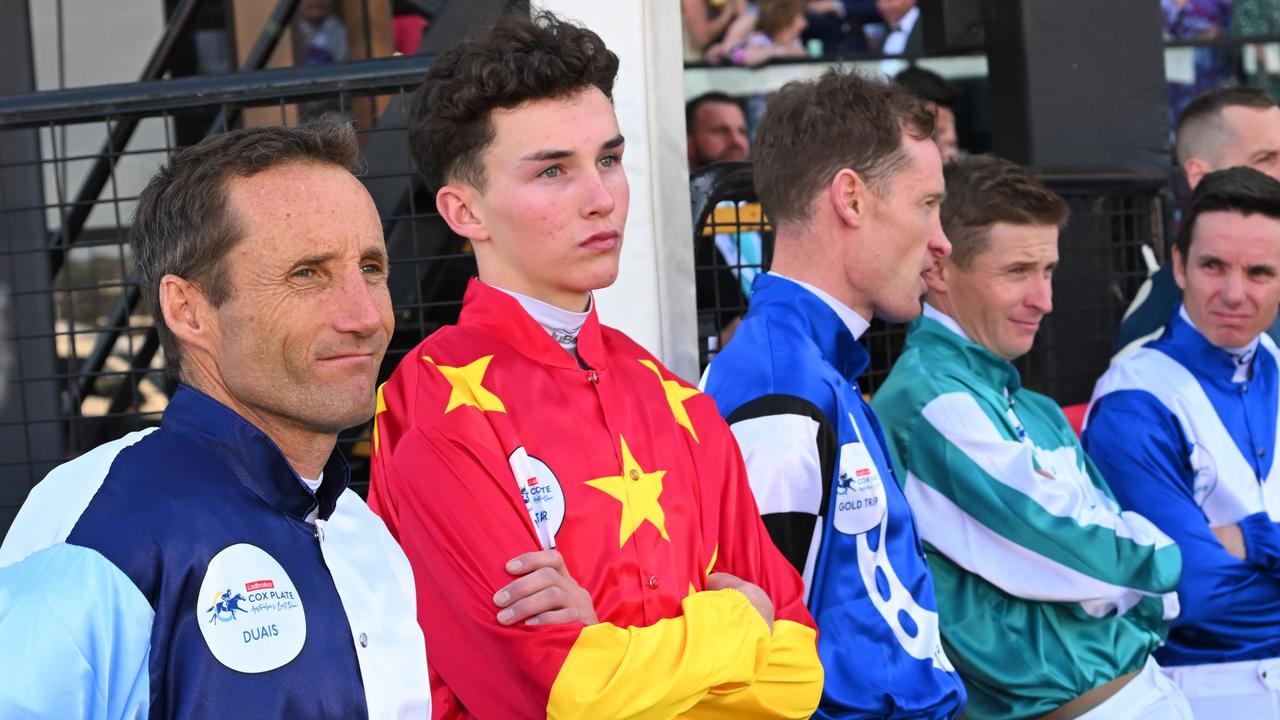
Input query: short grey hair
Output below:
<box><xmin>131</xmin><ymin>121</ymin><xmax>360</xmax><ymax>375</ymax></box>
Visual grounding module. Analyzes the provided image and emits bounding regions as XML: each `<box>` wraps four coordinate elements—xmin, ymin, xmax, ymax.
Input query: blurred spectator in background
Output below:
<box><xmin>1163</xmin><ymin>0</ymin><xmax>1234</xmax><ymax>123</ymax></box>
<box><xmin>683</xmin><ymin>0</ymin><xmax>747</xmax><ymax>61</ymax></box>
<box><xmin>294</xmin><ymin>0</ymin><xmax>347</xmax><ymax>121</ymax></box>
<box><xmin>876</xmin><ymin>0</ymin><xmax>921</xmax><ymax>55</ymax></box>
<box><xmin>393</xmin><ymin>14</ymin><xmax>426</xmax><ymax>55</ymax></box>
<box><xmin>1177</xmin><ymin>88</ymin><xmax>1280</xmax><ymax>189</ymax></box>
<box><xmin>706</xmin><ymin>0</ymin><xmax>809</xmax><ymax>67</ymax></box>
<box><xmin>295</xmin><ymin>0</ymin><xmax>348</xmax><ymax>65</ymax></box>
<box><xmin>801</xmin><ymin>0</ymin><xmax>880</xmax><ymax>55</ymax></box>
<box><xmin>895</xmin><ymin>66</ymin><xmax>961</xmax><ymax>162</ymax></box>
<box><xmin>1234</xmin><ymin>0</ymin><xmax>1280</xmax><ymax>98</ymax></box>
<box><xmin>391</xmin><ymin>0</ymin><xmax>446</xmax><ymax>56</ymax></box>
<box><xmin>687</xmin><ymin>92</ymin><xmax>751</xmax><ymax>168</ymax></box>
<box><xmin>686</xmin><ymin>92</ymin><xmax>762</xmax><ymax>350</ymax></box>
<box><xmin>1116</xmin><ymin>87</ymin><xmax>1280</xmax><ymax>357</ymax></box>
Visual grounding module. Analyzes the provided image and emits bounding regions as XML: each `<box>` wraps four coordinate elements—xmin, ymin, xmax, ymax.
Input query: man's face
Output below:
<box><xmin>1175</xmin><ymin>210</ymin><xmax>1280</xmax><ymax>348</ymax></box>
<box><xmin>299</xmin><ymin>0</ymin><xmax>333</xmax><ymax>23</ymax></box>
<box><xmin>454</xmin><ymin>87</ymin><xmax>629</xmax><ymax>310</ymax></box>
<box><xmin>209</xmin><ymin>162</ymin><xmax>393</xmax><ymax>438</ymax></box>
<box><xmin>688</xmin><ymin>101</ymin><xmax>750</xmax><ymax>168</ymax></box>
<box><xmin>934</xmin><ymin>105</ymin><xmax>959</xmax><ymax>164</ymax></box>
<box><xmin>1211</xmin><ymin>106</ymin><xmax>1280</xmax><ymax>183</ymax></box>
<box><xmin>849</xmin><ymin>134</ymin><xmax>950</xmax><ymax>322</ymax></box>
<box><xmin>876</xmin><ymin>0</ymin><xmax>917</xmax><ymax>25</ymax></box>
<box><xmin>942</xmin><ymin>223</ymin><xmax>1059</xmax><ymax>361</ymax></box>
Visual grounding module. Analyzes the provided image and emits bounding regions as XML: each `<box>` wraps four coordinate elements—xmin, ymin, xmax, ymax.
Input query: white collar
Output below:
<box><xmin>768</xmin><ymin>271</ymin><xmax>871</xmax><ymax>340</ymax></box>
<box><xmin>299</xmin><ymin>473</ymin><xmax>324</xmax><ymax>494</ymax></box>
<box><xmin>923</xmin><ymin>302</ymin><xmax>971</xmax><ymax>341</ymax></box>
<box><xmin>1179</xmin><ymin>305</ymin><xmax>1259</xmax><ymax>382</ymax></box>
<box><xmin>492</xmin><ymin>283</ymin><xmax>592</xmax><ymax>354</ymax></box>
<box><xmin>301</xmin><ymin>472</ymin><xmax>324</xmax><ymax>524</ymax></box>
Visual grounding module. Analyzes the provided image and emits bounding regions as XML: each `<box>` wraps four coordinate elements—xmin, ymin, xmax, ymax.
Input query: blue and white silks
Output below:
<box><xmin>0</xmin><ymin>385</ymin><xmax>430</xmax><ymax>718</ymax></box>
<box><xmin>704</xmin><ymin>273</ymin><xmax>966</xmax><ymax>719</ymax></box>
<box><xmin>1086</xmin><ymin>306</ymin><xmax>1280</xmax><ymax>666</ymax></box>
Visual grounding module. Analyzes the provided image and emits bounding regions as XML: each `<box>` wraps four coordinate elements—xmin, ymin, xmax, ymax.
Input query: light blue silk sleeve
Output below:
<box><xmin>0</xmin><ymin>543</ymin><xmax>151</xmax><ymax>719</ymax></box>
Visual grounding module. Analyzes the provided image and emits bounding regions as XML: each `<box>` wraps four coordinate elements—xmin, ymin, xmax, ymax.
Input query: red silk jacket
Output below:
<box><xmin>369</xmin><ymin>279</ymin><xmax>822</xmax><ymax>719</ymax></box>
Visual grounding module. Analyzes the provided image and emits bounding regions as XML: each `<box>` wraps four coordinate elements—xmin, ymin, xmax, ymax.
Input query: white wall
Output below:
<box><xmin>536</xmin><ymin>1</ymin><xmax>699</xmax><ymax>382</ymax></box>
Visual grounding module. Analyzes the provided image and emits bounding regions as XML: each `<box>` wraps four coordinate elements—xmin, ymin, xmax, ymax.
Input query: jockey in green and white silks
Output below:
<box><xmin>873</xmin><ymin>307</ymin><xmax>1183</xmax><ymax>720</ymax></box>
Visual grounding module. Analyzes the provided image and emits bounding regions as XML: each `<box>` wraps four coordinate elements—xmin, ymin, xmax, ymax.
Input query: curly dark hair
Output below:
<box><xmin>941</xmin><ymin>154</ymin><xmax>1069</xmax><ymax>268</ymax></box>
<box><xmin>408</xmin><ymin>8</ymin><xmax>619</xmax><ymax>192</ymax></box>
<box><xmin>753</xmin><ymin>69</ymin><xmax>934</xmax><ymax>228</ymax></box>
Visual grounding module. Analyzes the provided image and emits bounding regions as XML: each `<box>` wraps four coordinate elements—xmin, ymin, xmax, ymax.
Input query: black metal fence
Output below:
<box><xmin>691</xmin><ymin>163</ymin><xmax>765</xmax><ymax>367</ymax></box>
<box><xmin>0</xmin><ymin>53</ymin><xmax>477</xmax><ymax>528</ymax></box>
<box><xmin>689</xmin><ymin>162</ymin><xmax>1165</xmax><ymax>403</ymax></box>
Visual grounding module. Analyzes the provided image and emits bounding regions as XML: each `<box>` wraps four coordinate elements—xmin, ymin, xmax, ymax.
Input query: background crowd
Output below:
<box><xmin>4</xmin><ymin>2</ymin><xmax>1280</xmax><ymax>718</ymax></box>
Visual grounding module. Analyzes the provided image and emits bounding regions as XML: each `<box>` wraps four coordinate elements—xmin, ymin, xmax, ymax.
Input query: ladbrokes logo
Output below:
<box><xmin>197</xmin><ymin>544</ymin><xmax>307</xmax><ymax>673</ymax></box>
<box><xmin>836</xmin><ymin>467</ymin><xmax>872</xmax><ymax>495</ymax></box>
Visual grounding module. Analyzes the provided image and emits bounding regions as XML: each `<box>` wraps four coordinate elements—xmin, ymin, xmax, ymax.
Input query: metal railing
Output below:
<box><xmin>0</xmin><ymin>52</ymin><xmax>463</xmax><ymax>525</ymax></box>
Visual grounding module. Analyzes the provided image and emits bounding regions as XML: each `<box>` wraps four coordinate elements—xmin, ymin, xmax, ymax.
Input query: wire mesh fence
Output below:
<box><xmin>0</xmin><ymin>54</ymin><xmax>467</xmax><ymax>527</ymax></box>
<box><xmin>692</xmin><ymin>163</ymin><xmax>767</xmax><ymax>368</ymax></box>
<box><xmin>689</xmin><ymin>163</ymin><xmax>1166</xmax><ymax>403</ymax></box>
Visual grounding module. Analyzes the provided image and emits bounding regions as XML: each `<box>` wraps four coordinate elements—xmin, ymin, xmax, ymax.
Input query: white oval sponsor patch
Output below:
<box><xmin>833</xmin><ymin>440</ymin><xmax>887</xmax><ymax>535</ymax></box>
<box><xmin>1190</xmin><ymin>442</ymin><xmax>1220</xmax><ymax>507</ymax></box>
<box><xmin>510</xmin><ymin>447</ymin><xmax>566</xmax><ymax>539</ymax></box>
<box><xmin>197</xmin><ymin>543</ymin><xmax>306</xmax><ymax>673</ymax></box>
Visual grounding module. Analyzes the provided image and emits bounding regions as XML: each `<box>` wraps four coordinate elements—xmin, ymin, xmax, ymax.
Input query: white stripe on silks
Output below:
<box><xmin>1089</xmin><ymin>345</ymin><xmax>1280</xmax><ymax>525</ymax></box>
<box><xmin>730</xmin><ymin>413</ymin><xmax>824</xmax><ymax>517</ymax></box>
<box><xmin>318</xmin><ymin>490</ymin><xmax>431</xmax><ymax>719</ymax></box>
<box><xmin>801</xmin><ymin>522</ymin><xmax>822</xmax><ymax>604</ymax></box>
<box><xmin>903</xmin><ymin>471</ymin><xmax>1168</xmax><ymax>617</ymax></box>
<box><xmin>0</xmin><ymin>428</ymin><xmax>156</xmax><ymax>567</ymax></box>
<box><xmin>921</xmin><ymin>393</ymin><xmax>1174</xmax><ymax>550</ymax></box>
